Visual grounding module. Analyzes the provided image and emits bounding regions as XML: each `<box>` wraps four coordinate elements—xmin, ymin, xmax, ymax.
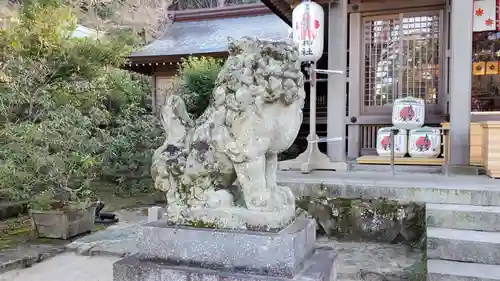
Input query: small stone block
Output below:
<box><xmin>147</xmin><ymin>206</ymin><xmax>165</xmax><ymax>223</ymax></box>
<box><xmin>113</xmin><ymin>247</ymin><xmax>337</xmax><ymax>281</ymax></box>
<box><xmin>137</xmin><ymin>217</ymin><xmax>316</xmax><ymax>278</ymax></box>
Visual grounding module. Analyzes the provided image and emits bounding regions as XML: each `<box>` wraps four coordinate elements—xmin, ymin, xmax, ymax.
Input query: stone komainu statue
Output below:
<box><xmin>151</xmin><ymin>37</ymin><xmax>305</xmax><ymax>229</ymax></box>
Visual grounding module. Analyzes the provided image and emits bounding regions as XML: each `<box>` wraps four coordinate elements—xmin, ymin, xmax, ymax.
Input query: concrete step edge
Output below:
<box><xmin>426</xmin><ymin>204</ymin><xmax>500</xmax><ymax>231</ymax></box>
<box><xmin>427</xmin><ymin>227</ymin><xmax>500</xmax><ymax>243</ymax></box>
<box><xmin>428</xmin><ymin>259</ymin><xmax>500</xmax><ymax>280</ymax></box>
<box><xmin>426</xmin><ymin>203</ymin><xmax>500</xmax><ymax>213</ymax></box>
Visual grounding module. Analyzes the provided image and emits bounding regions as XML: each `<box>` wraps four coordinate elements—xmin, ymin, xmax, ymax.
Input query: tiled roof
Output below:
<box><xmin>129</xmin><ymin>14</ymin><xmax>290</xmax><ymax>58</ymax></box>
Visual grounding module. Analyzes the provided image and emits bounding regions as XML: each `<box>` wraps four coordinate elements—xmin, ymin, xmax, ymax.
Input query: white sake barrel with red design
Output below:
<box><xmin>408</xmin><ymin>127</ymin><xmax>441</xmax><ymax>158</ymax></box>
<box><xmin>392</xmin><ymin>97</ymin><xmax>425</xmax><ymax>130</ymax></box>
<box><xmin>376</xmin><ymin>127</ymin><xmax>408</xmax><ymax>158</ymax></box>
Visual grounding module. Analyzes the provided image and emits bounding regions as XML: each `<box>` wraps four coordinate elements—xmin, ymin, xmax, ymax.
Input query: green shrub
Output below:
<box><xmin>177</xmin><ymin>56</ymin><xmax>223</xmax><ymax>118</ymax></box>
<box><xmin>0</xmin><ymin>0</ymin><xmax>162</xmax><ymax>207</ymax></box>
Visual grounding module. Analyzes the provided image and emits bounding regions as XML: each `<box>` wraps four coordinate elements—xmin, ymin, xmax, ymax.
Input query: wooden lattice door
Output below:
<box><xmin>352</xmin><ymin>10</ymin><xmax>445</xmax><ymax>155</ymax></box>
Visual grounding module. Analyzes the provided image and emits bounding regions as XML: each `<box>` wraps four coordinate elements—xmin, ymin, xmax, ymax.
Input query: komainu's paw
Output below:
<box><xmin>205</xmin><ymin>190</ymin><xmax>235</xmax><ymax>208</ymax></box>
<box><xmin>273</xmin><ymin>185</ymin><xmax>295</xmax><ymax>207</ymax></box>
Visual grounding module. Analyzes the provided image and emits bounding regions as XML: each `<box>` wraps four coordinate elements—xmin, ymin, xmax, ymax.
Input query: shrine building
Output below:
<box><xmin>263</xmin><ymin>0</ymin><xmax>500</xmax><ymax>173</ymax></box>
<box><xmin>129</xmin><ymin>0</ymin><xmax>500</xmax><ymax>176</ymax></box>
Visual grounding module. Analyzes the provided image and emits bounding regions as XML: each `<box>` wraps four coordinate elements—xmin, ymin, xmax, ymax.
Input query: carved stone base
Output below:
<box><xmin>113</xmin><ymin>217</ymin><xmax>337</xmax><ymax>281</ymax></box>
<box><xmin>279</xmin><ymin>135</ymin><xmax>350</xmax><ymax>173</ymax></box>
<box><xmin>188</xmin><ymin>205</ymin><xmax>296</xmax><ymax>230</ymax></box>
<box><xmin>135</xmin><ymin>217</ymin><xmax>316</xmax><ymax>276</ymax></box>
<box><xmin>114</xmin><ymin>248</ymin><xmax>337</xmax><ymax>281</ymax></box>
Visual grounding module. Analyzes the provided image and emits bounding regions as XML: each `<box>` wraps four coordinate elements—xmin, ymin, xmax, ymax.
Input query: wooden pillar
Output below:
<box><xmin>448</xmin><ymin>0</ymin><xmax>473</xmax><ymax>165</ymax></box>
<box><xmin>347</xmin><ymin>12</ymin><xmax>361</xmax><ymax>159</ymax></box>
<box><xmin>327</xmin><ymin>0</ymin><xmax>348</xmax><ymax>162</ymax></box>
<box><xmin>151</xmin><ymin>74</ymin><xmax>157</xmax><ymax>114</ymax></box>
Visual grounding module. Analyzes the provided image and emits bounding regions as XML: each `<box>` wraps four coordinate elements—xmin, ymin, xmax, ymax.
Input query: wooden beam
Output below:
<box><xmin>346</xmin><ymin>114</ymin><xmax>446</xmax><ymax>125</ymax></box>
<box><xmin>261</xmin><ymin>0</ymin><xmax>292</xmax><ymax>25</ymax></box>
<box><xmin>129</xmin><ymin>52</ymin><xmax>228</xmax><ymax>64</ymax></box>
<box><xmin>356</xmin><ymin>155</ymin><xmax>444</xmax><ymax>166</ymax></box>
<box><xmin>348</xmin><ymin>0</ymin><xmax>445</xmax><ymax>13</ymax></box>
<box><xmin>261</xmin><ymin>0</ymin><xmax>332</xmax><ymax>26</ymax></box>
<box><xmin>174</xmin><ymin>3</ymin><xmax>273</xmax><ymax>22</ymax></box>
<box><xmin>151</xmin><ymin>72</ymin><xmax>157</xmax><ymax>113</ymax></box>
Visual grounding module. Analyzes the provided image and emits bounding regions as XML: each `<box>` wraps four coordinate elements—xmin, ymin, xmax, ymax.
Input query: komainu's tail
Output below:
<box><xmin>151</xmin><ymin>94</ymin><xmax>193</xmax><ymax>182</ymax></box>
<box><xmin>160</xmin><ymin>94</ymin><xmax>193</xmax><ymax>147</ymax></box>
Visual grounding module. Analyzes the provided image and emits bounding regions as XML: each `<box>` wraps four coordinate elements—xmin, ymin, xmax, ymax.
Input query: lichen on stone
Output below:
<box><xmin>186</xmin><ymin>219</ymin><xmax>218</xmax><ymax>229</ymax></box>
<box><xmin>151</xmin><ymin>37</ymin><xmax>305</xmax><ymax>230</ymax></box>
<box><xmin>296</xmin><ymin>195</ymin><xmax>425</xmax><ymax>245</ymax></box>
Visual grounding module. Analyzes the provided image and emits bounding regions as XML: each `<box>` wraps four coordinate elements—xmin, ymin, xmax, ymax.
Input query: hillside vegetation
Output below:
<box><xmin>0</xmin><ymin>0</ymin><xmax>261</xmax><ymax>206</ymax></box>
<box><xmin>0</xmin><ymin>0</ymin><xmax>163</xmax><ymax>203</ymax></box>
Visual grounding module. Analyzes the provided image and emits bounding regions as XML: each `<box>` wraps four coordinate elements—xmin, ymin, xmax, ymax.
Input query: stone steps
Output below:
<box><xmin>427</xmin><ymin>203</ymin><xmax>500</xmax><ymax>231</ymax></box>
<box><xmin>426</xmin><ymin>203</ymin><xmax>500</xmax><ymax>281</ymax></box>
<box><xmin>428</xmin><ymin>259</ymin><xmax>500</xmax><ymax>281</ymax></box>
<box><xmin>427</xmin><ymin>227</ymin><xmax>500</xmax><ymax>264</ymax></box>
<box><xmin>277</xmin><ymin>171</ymin><xmax>500</xmax><ymax>280</ymax></box>
<box><xmin>277</xmin><ymin>171</ymin><xmax>500</xmax><ymax>206</ymax></box>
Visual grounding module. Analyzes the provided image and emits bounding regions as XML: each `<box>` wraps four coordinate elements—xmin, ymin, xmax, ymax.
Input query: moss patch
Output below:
<box><xmin>0</xmin><ymin>216</ymin><xmax>33</xmax><ymax>250</ymax></box>
<box><xmin>296</xmin><ymin>195</ymin><xmax>425</xmax><ymax>245</ymax></box>
<box><xmin>408</xmin><ymin>253</ymin><xmax>427</xmax><ymax>281</ymax></box>
<box><xmin>187</xmin><ymin>220</ymin><xmax>218</xmax><ymax>229</ymax></box>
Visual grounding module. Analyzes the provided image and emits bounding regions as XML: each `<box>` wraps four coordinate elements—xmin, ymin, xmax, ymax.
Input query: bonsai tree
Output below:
<box><xmin>28</xmin><ymin>150</ymin><xmax>99</xmax><ymax>211</ymax></box>
<box><xmin>2</xmin><ymin>103</ymin><xmax>101</xmax><ymax>209</ymax></box>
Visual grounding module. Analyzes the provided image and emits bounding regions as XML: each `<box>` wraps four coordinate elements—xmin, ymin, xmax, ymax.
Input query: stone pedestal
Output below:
<box><xmin>147</xmin><ymin>206</ymin><xmax>165</xmax><ymax>223</ymax></box>
<box><xmin>113</xmin><ymin>217</ymin><xmax>337</xmax><ymax>281</ymax></box>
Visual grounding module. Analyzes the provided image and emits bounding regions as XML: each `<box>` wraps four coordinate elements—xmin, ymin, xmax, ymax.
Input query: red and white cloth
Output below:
<box><xmin>473</xmin><ymin>0</ymin><xmax>497</xmax><ymax>32</ymax></box>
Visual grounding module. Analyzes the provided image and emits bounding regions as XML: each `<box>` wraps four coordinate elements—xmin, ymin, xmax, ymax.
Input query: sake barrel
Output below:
<box><xmin>392</xmin><ymin>97</ymin><xmax>425</xmax><ymax>130</ymax></box>
<box><xmin>408</xmin><ymin>127</ymin><xmax>441</xmax><ymax>158</ymax></box>
<box><xmin>376</xmin><ymin>127</ymin><xmax>408</xmax><ymax>158</ymax></box>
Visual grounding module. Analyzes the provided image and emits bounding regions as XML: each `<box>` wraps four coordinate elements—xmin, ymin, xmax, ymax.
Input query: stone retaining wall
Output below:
<box><xmin>296</xmin><ymin>194</ymin><xmax>425</xmax><ymax>246</ymax></box>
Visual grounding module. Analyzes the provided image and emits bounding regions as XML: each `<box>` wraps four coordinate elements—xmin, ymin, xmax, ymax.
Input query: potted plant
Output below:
<box><xmin>29</xmin><ymin>189</ymin><xmax>95</xmax><ymax>240</ymax></box>
<box><xmin>29</xmin><ymin>153</ymin><xmax>99</xmax><ymax>240</ymax></box>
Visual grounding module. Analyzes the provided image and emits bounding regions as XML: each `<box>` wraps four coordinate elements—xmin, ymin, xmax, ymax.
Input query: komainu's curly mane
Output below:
<box><xmin>213</xmin><ymin>37</ymin><xmax>305</xmax><ymax>116</ymax></box>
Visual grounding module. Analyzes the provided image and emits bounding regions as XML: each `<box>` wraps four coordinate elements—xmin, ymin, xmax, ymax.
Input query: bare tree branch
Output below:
<box><xmin>0</xmin><ymin>0</ymin><xmax>20</xmax><ymax>29</ymax></box>
<box><xmin>114</xmin><ymin>0</ymin><xmax>174</xmax><ymax>42</ymax></box>
<box><xmin>1</xmin><ymin>0</ymin><xmax>260</xmax><ymax>43</ymax></box>
<box><xmin>70</xmin><ymin>0</ymin><xmax>175</xmax><ymax>43</ymax></box>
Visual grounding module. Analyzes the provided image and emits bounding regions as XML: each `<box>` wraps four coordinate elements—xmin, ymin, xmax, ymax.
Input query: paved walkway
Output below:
<box><xmin>0</xmin><ymin>243</ymin><xmax>422</xmax><ymax>281</ymax></box>
<box><xmin>0</xmin><ymin>209</ymin><xmax>423</xmax><ymax>281</ymax></box>
<box><xmin>0</xmin><ymin>253</ymin><xmax>118</xmax><ymax>281</ymax></box>
<box><xmin>0</xmin><ymin>239</ymin><xmax>422</xmax><ymax>281</ymax></box>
